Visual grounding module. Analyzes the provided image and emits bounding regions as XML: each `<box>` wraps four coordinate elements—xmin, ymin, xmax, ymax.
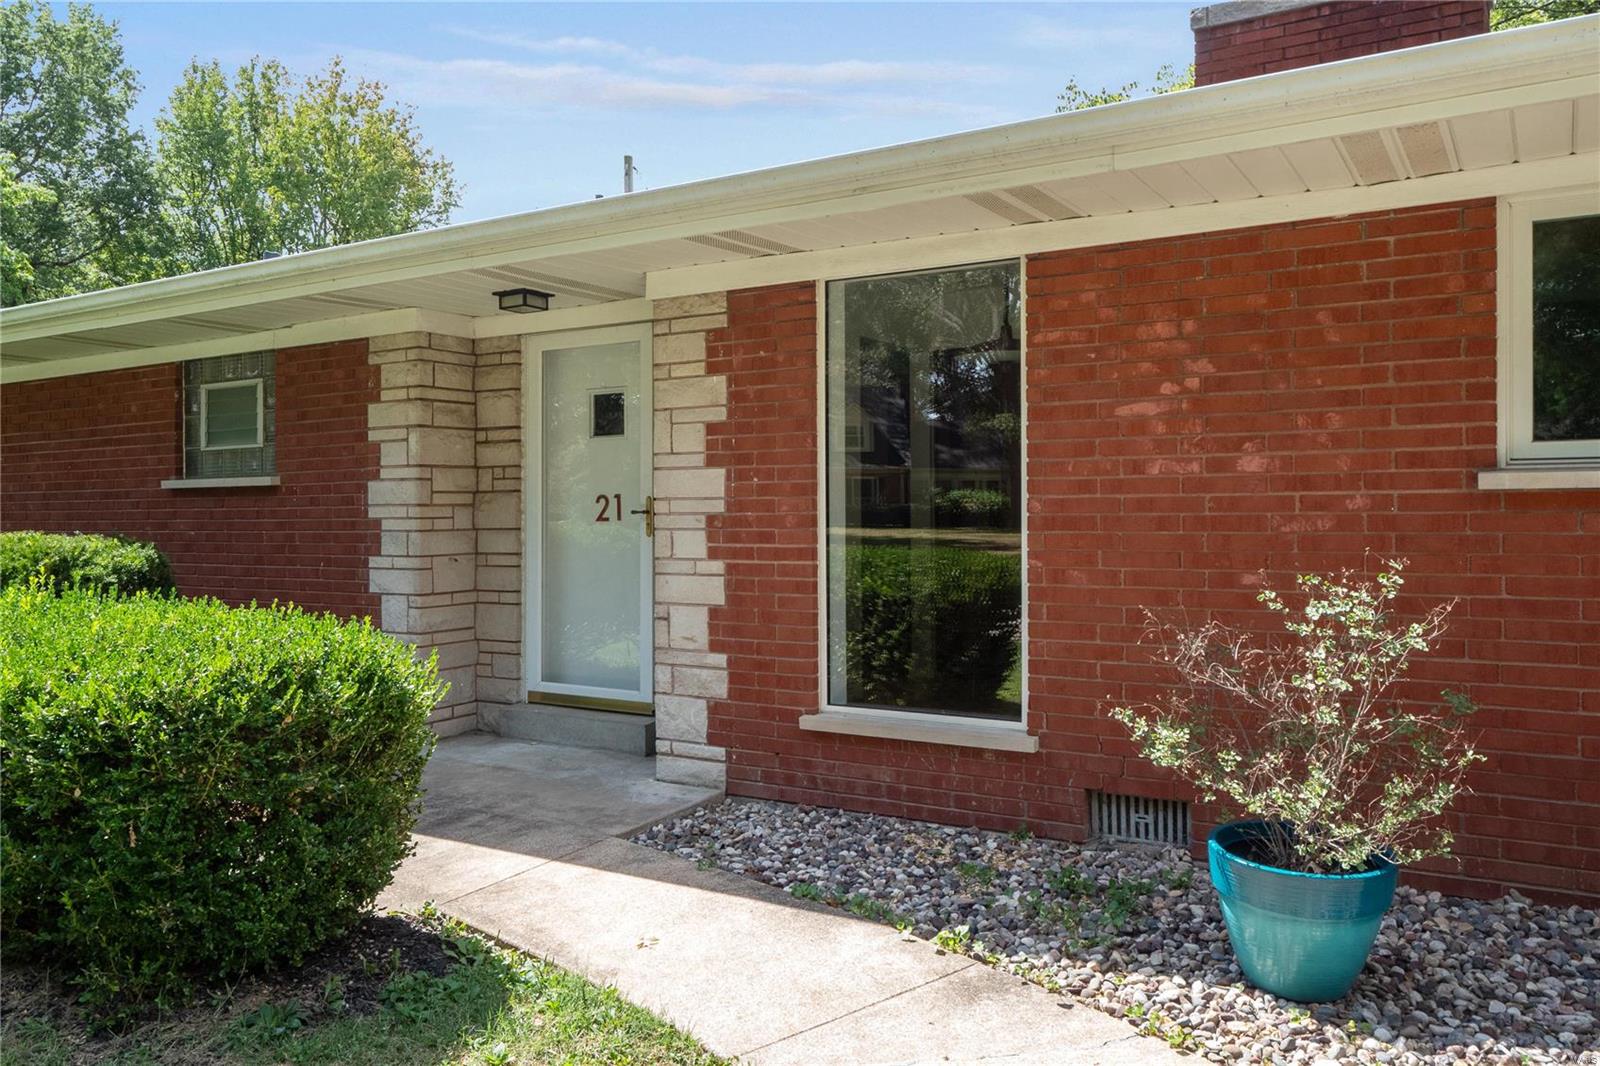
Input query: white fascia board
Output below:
<box><xmin>0</xmin><ymin>308</ymin><xmax>463</xmax><ymax>384</ymax></box>
<box><xmin>1</xmin><ymin>15</ymin><xmax>1595</xmax><ymax>347</ymax></box>
<box><xmin>0</xmin><ymin>300</ymin><xmax>656</xmax><ymax>385</ymax></box>
<box><xmin>647</xmin><ymin>152</ymin><xmax>1600</xmax><ymax>299</ymax></box>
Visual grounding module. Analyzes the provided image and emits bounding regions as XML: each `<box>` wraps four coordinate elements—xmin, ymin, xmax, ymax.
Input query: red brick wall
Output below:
<box><xmin>1</xmin><ymin>340</ymin><xmax>379</xmax><ymax>617</ymax></box>
<box><xmin>704</xmin><ymin>283</ymin><xmax>824</xmax><ymax>786</ymax></box>
<box><xmin>708</xmin><ymin>202</ymin><xmax>1600</xmax><ymax>904</ymax></box>
<box><xmin>1194</xmin><ymin>1</ymin><xmax>1490</xmax><ymax>86</ymax></box>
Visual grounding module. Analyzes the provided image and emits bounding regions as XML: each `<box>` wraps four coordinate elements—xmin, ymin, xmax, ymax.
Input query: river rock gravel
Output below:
<box><xmin>634</xmin><ymin>799</ymin><xmax>1598</xmax><ymax>1065</ymax></box>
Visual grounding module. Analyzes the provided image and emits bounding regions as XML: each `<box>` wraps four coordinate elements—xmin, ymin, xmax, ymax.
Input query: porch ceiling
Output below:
<box><xmin>2</xmin><ymin>16</ymin><xmax>1596</xmax><ymax>381</ymax></box>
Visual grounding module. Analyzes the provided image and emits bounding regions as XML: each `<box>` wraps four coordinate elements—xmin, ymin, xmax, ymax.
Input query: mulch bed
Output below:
<box><xmin>1</xmin><ymin>912</ymin><xmax>455</xmax><ymax>1061</ymax></box>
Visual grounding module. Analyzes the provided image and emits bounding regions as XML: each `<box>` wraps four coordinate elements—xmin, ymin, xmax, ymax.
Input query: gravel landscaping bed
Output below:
<box><xmin>634</xmin><ymin>799</ymin><xmax>1599</xmax><ymax>1065</ymax></box>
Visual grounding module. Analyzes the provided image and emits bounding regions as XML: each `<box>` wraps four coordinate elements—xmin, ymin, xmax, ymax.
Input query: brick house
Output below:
<box><xmin>3</xmin><ymin>2</ymin><xmax>1597</xmax><ymax>902</ymax></box>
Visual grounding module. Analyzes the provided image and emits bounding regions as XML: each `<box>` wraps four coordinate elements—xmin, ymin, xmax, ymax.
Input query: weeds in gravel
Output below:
<box><xmin>1160</xmin><ymin>867</ymin><xmax>1193</xmax><ymax>891</ymax></box>
<box><xmin>640</xmin><ymin>801</ymin><xmax>1600</xmax><ymax>1066</ymax></box>
<box><xmin>1044</xmin><ymin>866</ymin><xmax>1092</xmax><ymax>897</ymax></box>
<box><xmin>1021</xmin><ymin>867</ymin><xmax>1159</xmax><ymax>948</ymax></box>
<box><xmin>956</xmin><ymin>861</ymin><xmax>997</xmax><ymax>889</ymax></box>
<box><xmin>931</xmin><ymin>926</ymin><xmax>1000</xmax><ymax>965</ymax></box>
<box><xmin>788</xmin><ymin>883</ymin><xmax>912</xmax><ymax>928</ymax></box>
<box><xmin>1131</xmin><ymin>1007</ymin><xmax>1195</xmax><ymax>1051</ymax></box>
<box><xmin>1100</xmin><ymin>876</ymin><xmax>1155</xmax><ymax>930</ymax></box>
<box><xmin>843</xmin><ymin>894</ymin><xmax>909</xmax><ymax>927</ymax></box>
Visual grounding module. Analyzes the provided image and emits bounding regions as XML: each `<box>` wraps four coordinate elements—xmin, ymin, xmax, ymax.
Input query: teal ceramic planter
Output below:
<box><xmin>1208</xmin><ymin>821</ymin><xmax>1398</xmax><ymax>1002</ymax></box>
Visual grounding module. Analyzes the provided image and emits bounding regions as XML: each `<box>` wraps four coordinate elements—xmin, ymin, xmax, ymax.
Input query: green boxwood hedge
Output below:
<box><xmin>931</xmin><ymin>488</ymin><xmax>1011</xmax><ymax>528</ymax></box>
<box><xmin>0</xmin><ymin>530</ymin><xmax>175</xmax><ymax>596</ymax></box>
<box><xmin>0</xmin><ymin>585</ymin><xmax>443</xmax><ymax>1012</ymax></box>
<box><xmin>842</xmin><ymin>543</ymin><xmax>1020</xmax><ymax>713</ymax></box>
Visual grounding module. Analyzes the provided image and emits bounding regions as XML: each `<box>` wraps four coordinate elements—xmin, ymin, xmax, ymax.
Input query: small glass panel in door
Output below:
<box><xmin>541</xmin><ymin>341</ymin><xmax>646</xmax><ymax>695</ymax></box>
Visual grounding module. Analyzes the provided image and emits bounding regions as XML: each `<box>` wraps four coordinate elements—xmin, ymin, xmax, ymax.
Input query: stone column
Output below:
<box><xmin>473</xmin><ymin>334</ymin><xmax>525</xmax><ymax>726</ymax></box>
<box><xmin>651</xmin><ymin>294</ymin><xmax>731</xmax><ymax>789</ymax></box>
<box><xmin>367</xmin><ymin>331</ymin><xmax>479</xmax><ymax>735</ymax></box>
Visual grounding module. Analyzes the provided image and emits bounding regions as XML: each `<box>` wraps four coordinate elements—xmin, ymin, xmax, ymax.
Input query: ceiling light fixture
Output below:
<box><xmin>492</xmin><ymin>287</ymin><xmax>552</xmax><ymax>313</ymax></box>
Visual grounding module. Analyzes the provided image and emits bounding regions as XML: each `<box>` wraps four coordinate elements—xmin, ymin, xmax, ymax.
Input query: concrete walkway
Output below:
<box><xmin>380</xmin><ymin>734</ymin><xmax>1183</xmax><ymax>1066</ymax></box>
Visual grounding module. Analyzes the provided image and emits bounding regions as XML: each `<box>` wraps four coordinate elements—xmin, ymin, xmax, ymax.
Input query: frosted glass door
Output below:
<box><xmin>533</xmin><ymin>333</ymin><xmax>652</xmax><ymax>703</ymax></box>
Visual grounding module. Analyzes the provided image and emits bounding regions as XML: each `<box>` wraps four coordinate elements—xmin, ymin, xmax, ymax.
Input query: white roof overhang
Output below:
<box><xmin>2</xmin><ymin>15</ymin><xmax>1596</xmax><ymax>382</ymax></box>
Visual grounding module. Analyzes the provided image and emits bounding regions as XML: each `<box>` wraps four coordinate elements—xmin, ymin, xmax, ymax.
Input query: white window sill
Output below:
<box><xmin>1477</xmin><ymin>467</ymin><xmax>1600</xmax><ymax>491</ymax></box>
<box><xmin>160</xmin><ymin>476</ymin><xmax>281</xmax><ymax>490</ymax></box>
<box><xmin>798</xmin><ymin>711</ymin><xmax>1039</xmax><ymax>753</ymax></box>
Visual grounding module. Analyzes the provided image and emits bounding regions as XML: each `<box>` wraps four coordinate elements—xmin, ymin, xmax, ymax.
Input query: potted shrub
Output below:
<box><xmin>1108</xmin><ymin>561</ymin><xmax>1481</xmax><ymax>1002</ymax></box>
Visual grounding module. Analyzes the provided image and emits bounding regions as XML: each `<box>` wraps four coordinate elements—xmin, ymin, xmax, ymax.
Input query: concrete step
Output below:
<box><xmin>480</xmin><ymin>703</ymin><xmax>656</xmax><ymax>757</ymax></box>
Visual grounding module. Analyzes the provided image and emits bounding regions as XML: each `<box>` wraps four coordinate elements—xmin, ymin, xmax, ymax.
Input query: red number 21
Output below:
<box><xmin>594</xmin><ymin>493</ymin><xmax>623</xmax><ymax>522</ymax></box>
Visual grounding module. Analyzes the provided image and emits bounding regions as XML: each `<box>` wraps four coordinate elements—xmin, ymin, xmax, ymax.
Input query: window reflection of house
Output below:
<box><xmin>842</xmin><ymin>322</ymin><xmax>1021</xmax><ymax>533</ymax></box>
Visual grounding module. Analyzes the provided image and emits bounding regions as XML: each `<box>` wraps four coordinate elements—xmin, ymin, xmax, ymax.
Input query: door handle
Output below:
<box><xmin>629</xmin><ymin>495</ymin><xmax>655</xmax><ymax>537</ymax></box>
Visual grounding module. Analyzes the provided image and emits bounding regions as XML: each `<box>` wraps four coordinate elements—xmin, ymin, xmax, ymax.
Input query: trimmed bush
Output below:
<box><xmin>0</xmin><ymin>585</ymin><xmax>443</xmax><ymax>1012</ymax></box>
<box><xmin>932</xmin><ymin>488</ymin><xmax>1011</xmax><ymax>528</ymax></box>
<box><xmin>843</xmin><ymin>544</ymin><xmax>1020</xmax><ymax>713</ymax></box>
<box><xmin>0</xmin><ymin>530</ymin><xmax>175</xmax><ymax>596</ymax></box>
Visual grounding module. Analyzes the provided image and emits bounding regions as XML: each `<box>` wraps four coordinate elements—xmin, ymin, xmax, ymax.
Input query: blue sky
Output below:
<box><xmin>103</xmin><ymin>2</ymin><xmax>1195</xmax><ymax>222</ymax></box>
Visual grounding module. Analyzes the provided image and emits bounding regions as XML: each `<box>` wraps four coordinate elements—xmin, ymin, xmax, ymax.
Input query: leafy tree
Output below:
<box><xmin>1056</xmin><ymin>62</ymin><xmax>1194</xmax><ymax>113</ymax></box>
<box><xmin>1490</xmin><ymin>0</ymin><xmax>1600</xmax><ymax>28</ymax></box>
<box><xmin>0</xmin><ymin>1</ymin><xmax>162</xmax><ymax>303</ymax></box>
<box><xmin>0</xmin><ymin>159</ymin><xmax>51</xmax><ymax>304</ymax></box>
<box><xmin>157</xmin><ymin>56</ymin><xmax>460</xmax><ymax>271</ymax></box>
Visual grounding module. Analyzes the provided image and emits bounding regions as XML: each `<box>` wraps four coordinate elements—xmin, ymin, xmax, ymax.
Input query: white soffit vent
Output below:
<box><xmin>714</xmin><ymin>229</ymin><xmax>803</xmax><ymax>255</ymax></box>
<box><xmin>965</xmin><ymin>190</ymin><xmax>1042</xmax><ymax>225</ymax></box>
<box><xmin>1395</xmin><ymin>121</ymin><xmax>1457</xmax><ymax>177</ymax></box>
<box><xmin>685</xmin><ymin>229</ymin><xmax>803</xmax><ymax>258</ymax></box>
<box><xmin>1089</xmin><ymin>791</ymin><xmax>1190</xmax><ymax>847</ymax></box>
<box><xmin>1002</xmin><ymin>184</ymin><xmax>1082</xmax><ymax>221</ymax></box>
<box><xmin>1338</xmin><ymin>130</ymin><xmax>1402</xmax><ymax>185</ymax></box>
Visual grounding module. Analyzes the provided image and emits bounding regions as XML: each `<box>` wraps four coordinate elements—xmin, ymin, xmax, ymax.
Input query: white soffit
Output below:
<box><xmin>2</xmin><ymin>15</ymin><xmax>1598</xmax><ymax>380</ymax></box>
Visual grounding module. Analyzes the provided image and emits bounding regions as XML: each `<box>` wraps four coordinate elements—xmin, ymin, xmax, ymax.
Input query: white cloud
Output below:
<box><xmin>448</xmin><ymin>30</ymin><xmax>640</xmax><ymax>59</ymax></box>
<box><xmin>345</xmin><ymin>39</ymin><xmax>1001</xmax><ymax>118</ymax></box>
<box><xmin>1017</xmin><ymin>23</ymin><xmax>1152</xmax><ymax>48</ymax></box>
<box><xmin>641</xmin><ymin>55</ymin><xmax>999</xmax><ymax>87</ymax></box>
<box><xmin>439</xmin><ymin>26</ymin><xmax>1001</xmax><ymax>94</ymax></box>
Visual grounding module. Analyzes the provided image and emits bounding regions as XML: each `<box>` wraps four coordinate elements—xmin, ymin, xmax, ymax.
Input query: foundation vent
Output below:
<box><xmin>1089</xmin><ymin>791</ymin><xmax>1190</xmax><ymax>847</ymax></box>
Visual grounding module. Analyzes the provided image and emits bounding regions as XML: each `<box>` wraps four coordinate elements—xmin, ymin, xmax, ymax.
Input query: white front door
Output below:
<box><xmin>524</xmin><ymin>324</ymin><xmax>654</xmax><ymax>711</ymax></box>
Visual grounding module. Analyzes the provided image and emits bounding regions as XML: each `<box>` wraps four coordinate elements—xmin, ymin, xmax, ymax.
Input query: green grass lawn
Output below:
<box><xmin>1</xmin><ymin>909</ymin><xmax>726</xmax><ymax>1066</ymax></box>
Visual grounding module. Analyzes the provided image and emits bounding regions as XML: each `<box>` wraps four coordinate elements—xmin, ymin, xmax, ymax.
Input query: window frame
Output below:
<box><xmin>1497</xmin><ymin>186</ymin><xmax>1600</xmax><ymax>467</ymax></box>
<box><xmin>198</xmin><ymin>377</ymin><xmax>265</xmax><ymax>451</ymax></box>
<box><xmin>814</xmin><ymin>259</ymin><xmax>1031</xmax><ymax>737</ymax></box>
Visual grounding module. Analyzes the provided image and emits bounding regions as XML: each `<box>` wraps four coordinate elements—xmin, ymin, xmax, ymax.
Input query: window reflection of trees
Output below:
<box><xmin>1531</xmin><ymin>215</ymin><xmax>1600</xmax><ymax>443</ymax></box>
<box><xmin>830</xmin><ymin>263</ymin><xmax>1024</xmax><ymax>721</ymax></box>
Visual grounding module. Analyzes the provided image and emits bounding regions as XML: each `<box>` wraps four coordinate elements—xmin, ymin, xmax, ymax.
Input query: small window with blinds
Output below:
<box><xmin>184</xmin><ymin>352</ymin><xmax>276</xmax><ymax>479</ymax></box>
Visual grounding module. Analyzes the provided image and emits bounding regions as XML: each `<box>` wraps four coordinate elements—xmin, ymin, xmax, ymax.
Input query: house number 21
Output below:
<box><xmin>594</xmin><ymin>493</ymin><xmax>624</xmax><ymax>522</ymax></box>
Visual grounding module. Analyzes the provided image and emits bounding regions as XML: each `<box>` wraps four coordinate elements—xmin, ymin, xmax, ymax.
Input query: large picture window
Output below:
<box><xmin>1502</xmin><ymin>190</ymin><xmax>1600</xmax><ymax>466</ymax></box>
<box><xmin>825</xmin><ymin>262</ymin><xmax>1022</xmax><ymax>721</ymax></box>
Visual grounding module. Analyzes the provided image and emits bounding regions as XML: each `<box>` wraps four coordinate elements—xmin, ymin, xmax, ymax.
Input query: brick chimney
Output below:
<box><xmin>1192</xmin><ymin>1</ymin><xmax>1492</xmax><ymax>86</ymax></box>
